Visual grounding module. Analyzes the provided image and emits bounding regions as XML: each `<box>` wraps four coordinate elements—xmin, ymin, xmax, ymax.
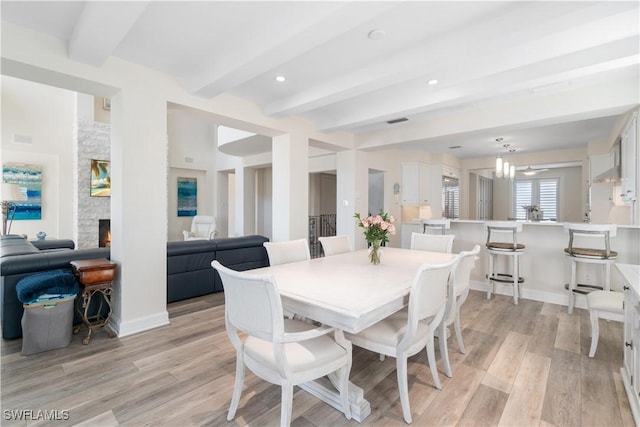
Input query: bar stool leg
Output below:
<box><xmin>487</xmin><ymin>253</ymin><xmax>494</xmax><ymax>300</ymax></box>
<box><xmin>513</xmin><ymin>255</ymin><xmax>519</xmax><ymax>305</ymax></box>
<box><xmin>605</xmin><ymin>263</ymin><xmax>611</xmax><ymax>292</ymax></box>
<box><xmin>568</xmin><ymin>259</ymin><xmax>577</xmax><ymax>314</ymax></box>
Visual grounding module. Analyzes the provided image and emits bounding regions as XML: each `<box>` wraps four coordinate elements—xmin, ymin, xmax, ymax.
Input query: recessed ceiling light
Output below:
<box><xmin>368</xmin><ymin>29</ymin><xmax>386</xmax><ymax>40</ymax></box>
<box><xmin>427</xmin><ymin>79</ymin><xmax>438</xmax><ymax>85</ymax></box>
<box><xmin>275</xmin><ymin>75</ymin><xmax>286</xmax><ymax>82</ymax></box>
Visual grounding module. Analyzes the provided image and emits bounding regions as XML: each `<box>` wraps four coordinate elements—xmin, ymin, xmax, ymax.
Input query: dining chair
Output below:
<box><xmin>443</xmin><ymin>245</ymin><xmax>481</xmax><ymax>354</ymax></box>
<box><xmin>345</xmin><ymin>255</ymin><xmax>460</xmax><ymax>424</ymax></box>
<box><xmin>263</xmin><ymin>238</ymin><xmax>311</xmax><ymax>265</ymax></box>
<box><xmin>319</xmin><ymin>235</ymin><xmax>352</xmax><ymax>256</ymax></box>
<box><xmin>410</xmin><ymin>232</ymin><xmax>455</xmax><ymax>253</ymax></box>
<box><xmin>212</xmin><ymin>260</ymin><xmax>352</xmax><ymax>427</ymax></box>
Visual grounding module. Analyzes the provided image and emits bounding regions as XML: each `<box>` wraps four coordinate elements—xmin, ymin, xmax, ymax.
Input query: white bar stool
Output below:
<box><xmin>484</xmin><ymin>221</ymin><xmax>525</xmax><ymax>305</ymax></box>
<box><xmin>421</xmin><ymin>218</ymin><xmax>451</xmax><ymax>235</ymax></box>
<box><xmin>563</xmin><ymin>223</ymin><xmax>617</xmax><ymax>314</ymax></box>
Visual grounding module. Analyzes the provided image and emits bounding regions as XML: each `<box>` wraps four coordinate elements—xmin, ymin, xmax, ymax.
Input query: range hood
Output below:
<box><xmin>593</xmin><ymin>139</ymin><xmax>622</xmax><ymax>183</ymax></box>
<box><xmin>593</xmin><ymin>165</ymin><xmax>621</xmax><ymax>183</ymax></box>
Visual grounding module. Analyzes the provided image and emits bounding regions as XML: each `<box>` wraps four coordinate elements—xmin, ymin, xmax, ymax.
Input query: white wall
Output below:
<box><xmin>167</xmin><ymin>110</ymin><xmax>217</xmax><ymax>241</ymax></box>
<box><xmin>1</xmin><ymin>75</ymin><xmax>75</xmax><ymax>239</ymax></box>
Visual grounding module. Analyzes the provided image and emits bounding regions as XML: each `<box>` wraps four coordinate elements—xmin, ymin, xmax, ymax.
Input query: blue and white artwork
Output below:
<box><xmin>2</xmin><ymin>163</ymin><xmax>42</xmax><ymax>220</ymax></box>
<box><xmin>177</xmin><ymin>177</ymin><xmax>197</xmax><ymax>217</ymax></box>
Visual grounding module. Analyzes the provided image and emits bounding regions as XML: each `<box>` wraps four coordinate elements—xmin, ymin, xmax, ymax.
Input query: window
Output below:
<box><xmin>514</xmin><ymin>178</ymin><xmax>558</xmax><ymax>220</ymax></box>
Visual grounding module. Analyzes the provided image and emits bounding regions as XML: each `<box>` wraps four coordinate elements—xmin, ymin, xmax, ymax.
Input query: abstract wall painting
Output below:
<box><xmin>177</xmin><ymin>177</ymin><xmax>197</xmax><ymax>217</ymax></box>
<box><xmin>90</xmin><ymin>159</ymin><xmax>111</xmax><ymax>197</ymax></box>
<box><xmin>2</xmin><ymin>163</ymin><xmax>42</xmax><ymax>220</ymax></box>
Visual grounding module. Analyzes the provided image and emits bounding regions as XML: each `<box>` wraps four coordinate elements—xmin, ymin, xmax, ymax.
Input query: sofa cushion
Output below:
<box><xmin>0</xmin><ymin>236</ymin><xmax>39</xmax><ymax>258</ymax></box>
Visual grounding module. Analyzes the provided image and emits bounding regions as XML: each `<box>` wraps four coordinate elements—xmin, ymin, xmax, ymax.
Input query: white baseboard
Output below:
<box><xmin>109</xmin><ymin>310</ymin><xmax>170</xmax><ymax>338</ymax></box>
<box><xmin>470</xmin><ymin>279</ymin><xmax>587</xmax><ymax>309</ymax></box>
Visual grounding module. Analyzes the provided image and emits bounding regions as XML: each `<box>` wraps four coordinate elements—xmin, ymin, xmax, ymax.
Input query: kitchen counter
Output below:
<box><xmin>400</xmin><ymin>220</ymin><xmax>640</xmax><ymax>309</ymax></box>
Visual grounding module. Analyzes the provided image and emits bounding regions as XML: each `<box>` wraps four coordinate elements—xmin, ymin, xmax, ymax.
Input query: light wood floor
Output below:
<box><xmin>1</xmin><ymin>290</ymin><xmax>633</xmax><ymax>426</ymax></box>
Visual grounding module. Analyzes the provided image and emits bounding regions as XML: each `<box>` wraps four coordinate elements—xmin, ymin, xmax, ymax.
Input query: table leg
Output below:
<box><xmin>299</xmin><ymin>377</ymin><xmax>371</xmax><ymax>422</ymax></box>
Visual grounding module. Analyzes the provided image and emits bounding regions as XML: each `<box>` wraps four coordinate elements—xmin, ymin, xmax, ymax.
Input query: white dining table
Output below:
<box><xmin>247</xmin><ymin>247</ymin><xmax>457</xmax><ymax>422</ymax></box>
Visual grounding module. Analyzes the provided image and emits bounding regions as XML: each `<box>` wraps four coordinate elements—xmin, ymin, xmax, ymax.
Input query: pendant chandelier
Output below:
<box><xmin>495</xmin><ymin>138</ymin><xmax>515</xmax><ymax>180</ymax></box>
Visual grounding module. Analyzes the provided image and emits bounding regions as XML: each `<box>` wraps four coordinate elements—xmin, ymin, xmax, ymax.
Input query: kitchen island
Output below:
<box><xmin>401</xmin><ymin>220</ymin><xmax>639</xmax><ymax>309</ymax></box>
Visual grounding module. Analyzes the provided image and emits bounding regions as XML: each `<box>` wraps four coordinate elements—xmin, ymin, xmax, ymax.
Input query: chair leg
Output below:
<box><xmin>396</xmin><ymin>354</ymin><xmax>413</xmax><ymax>424</ymax></box>
<box><xmin>568</xmin><ymin>259</ymin><xmax>577</xmax><ymax>314</ymax></box>
<box><xmin>438</xmin><ymin>322</ymin><xmax>452</xmax><ymax>378</ymax></box>
<box><xmin>589</xmin><ymin>309</ymin><xmax>600</xmax><ymax>358</ymax></box>
<box><xmin>227</xmin><ymin>352</ymin><xmax>245</xmax><ymax>421</ymax></box>
<box><xmin>280</xmin><ymin>382</ymin><xmax>294</xmax><ymax>427</ymax></box>
<box><xmin>454</xmin><ymin>309</ymin><xmax>466</xmax><ymax>354</ymax></box>
<box><xmin>512</xmin><ymin>255</ymin><xmax>519</xmax><ymax>305</ymax></box>
<box><xmin>487</xmin><ymin>253</ymin><xmax>495</xmax><ymax>299</ymax></box>
<box><xmin>380</xmin><ymin>353</ymin><xmax>386</xmax><ymax>362</ymax></box>
<box><xmin>425</xmin><ymin>335</ymin><xmax>442</xmax><ymax>390</ymax></box>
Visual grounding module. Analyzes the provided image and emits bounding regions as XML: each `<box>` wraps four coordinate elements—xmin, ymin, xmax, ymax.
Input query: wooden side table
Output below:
<box><xmin>70</xmin><ymin>258</ymin><xmax>117</xmax><ymax>344</ymax></box>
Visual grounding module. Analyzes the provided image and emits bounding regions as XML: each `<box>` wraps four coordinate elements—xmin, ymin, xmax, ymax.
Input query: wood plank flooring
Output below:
<box><xmin>1</xmin><ymin>290</ymin><xmax>633</xmax><ymax>426</ymax></box>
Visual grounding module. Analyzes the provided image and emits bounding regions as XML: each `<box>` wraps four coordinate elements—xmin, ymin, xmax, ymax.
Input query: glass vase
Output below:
<box><xmin>368</xmin><ymin>239</ymin><xmax>382</xmax><ymax>265</ymax></box>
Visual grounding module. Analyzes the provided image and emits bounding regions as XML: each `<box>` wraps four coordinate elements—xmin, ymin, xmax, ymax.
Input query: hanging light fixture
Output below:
<box><xmin>495</xmin><ymin>138</ymin><xmax>504</xmax><ymax>178</ymax></box>
<box><xmin>495</xmin><ymin>138</ymin><xmax>516</xmax><ymax>181</ymax></box>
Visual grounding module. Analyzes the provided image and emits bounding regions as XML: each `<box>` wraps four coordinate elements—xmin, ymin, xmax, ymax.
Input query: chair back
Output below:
<box><xmin>191</xmin><ymin>215</ymin><xmax>216</xmax><ymax>239</ymax></box>
<box><xmin>564</xmin><ymin>223</ymin><xmax>617</xmax><ymax>259</ymax></box>
<box><xmin>421</xmin><ymin>219</ymin><xmax>451</xmax><ymax>235</ymax></box>
<box><xmin>484</xmin><ymin>221</ymin><xmax>524</xmax><ymax>251</ymax></box>
<box><xmin>410</xmin><ymin>232</ymin><xmax>455</xmax><ymax>253</ymax></box>
<box><xmin>212</xmin><ymin>260</ymin><xmax>283</xmax><ymax>342</ymax></box>
<box><xmin>452</xmin><ymin>245</ymin><xmax>481</xmax><ymax>296</ymax></box>
<box><xmin>319</xmin><ymin>235</ymin><xmax>351</xmax><ymax>256</ymax></box>
<box><xmin>263</xmin><ymin>239</ymin><xmax>311</xmax><ymax>266</ymax></box>
<box><xmin>408</xmin><ymin>255</ymin><xmax>459</xmax><ymax>324</ymax></box>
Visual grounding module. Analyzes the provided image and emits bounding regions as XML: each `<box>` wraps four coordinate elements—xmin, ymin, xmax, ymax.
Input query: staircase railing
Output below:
<box><xmin>308</xmin><ymin>214</ymin><xmax>337</xmax><ymax>258</ymax></box>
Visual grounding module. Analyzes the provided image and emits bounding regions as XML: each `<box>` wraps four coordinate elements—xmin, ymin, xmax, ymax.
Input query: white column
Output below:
<box><xmin>272</xmin><ymin>133</ymin><xmax>308</xmax><ymax>241</ymax></box>
<box><xmin>109</xmin><ymin>89</ymin><xmax>169</xmax><ymax>337</ymax></box>
<box><xmin>233</xmin><ymin>165</ymin><xmax>256</xmax><ymax>236</ymax></box>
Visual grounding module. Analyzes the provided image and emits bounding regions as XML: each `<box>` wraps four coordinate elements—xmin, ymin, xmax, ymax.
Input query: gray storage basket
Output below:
<box><xmin>21</xmin><ymin>295</ymin><xmax>76</xmax><ymax>355</ymax></box>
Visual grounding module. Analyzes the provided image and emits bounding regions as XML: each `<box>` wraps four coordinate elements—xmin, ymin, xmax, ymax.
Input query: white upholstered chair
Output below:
<box><xmin>421</xmin><ymin>218</ymin><xmax>451</xmax><ymax>235</ymax></box>
<box><xmin>563</xmin><ymin>223</ymin><xmax>617</xmax><ymax>314</ymax></box>
<box><xmin>212</xmin><ymin>260</ymin><xmax>352</xmax><ymax>427</ymax></box>
<box><xmin>182</xmin><ymin>215</ymin><xmax>216</xmax><ymax>240</ymax></box>
<box><xmin>443</xmin><ymin>245</ymin><xmax>481</xmax><ymax>354</ymax></box>
<box><xmin>410</xmin><ymin>232</ymin><xmax>455</xmax><ymax>253</ymax></box>
<box><xmin>586</xmin><ymin>290</ymin><xmax>624</xmax><ymax>358</ymax></box>
<box><xmin>345</xmin><ymin>255</ymin><xmax>460</xmax><ymax>423</ymax></box>
<box><xmin>319</xmin><ymin>235</ymin><xmax>352</xmax><ymax>257</ymax></box>
<box><xmin>263</xmin><ymin>239</ymin><xmax>311</xmax><ymax>266</ymax></box>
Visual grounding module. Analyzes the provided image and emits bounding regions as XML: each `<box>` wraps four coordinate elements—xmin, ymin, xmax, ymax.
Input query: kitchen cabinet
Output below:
<box><xmin>402</xmin><ymin>162</ymin><xmax>431</xmax><ymax>205</ymax></box>
<box><xmin>620</xmin><ymin>115</ymin><xmax>637</xmax><ymax>205</ymax></box>
<box><xmin>620</xmin><ymin>263</ymin><xmax>640</xmax><ymax>425</ymax></box>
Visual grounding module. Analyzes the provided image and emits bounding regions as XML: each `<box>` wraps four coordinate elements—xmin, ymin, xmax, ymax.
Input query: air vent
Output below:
<box><xmin>449</xmin><ymin>145</ymin><xmax>461</xmax><ymax>149</ymax></box>
<box><xmin>387</xmin><ymin>117</ymin><xmax>408</xmax><ymax>124</ymax></box>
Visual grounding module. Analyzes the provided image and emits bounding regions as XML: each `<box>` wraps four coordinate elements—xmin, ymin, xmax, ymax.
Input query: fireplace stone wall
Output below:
<box><xmin>75</xmin><ymin>119</ymin><xmax>110</xmax><ymax>249</ymax></box>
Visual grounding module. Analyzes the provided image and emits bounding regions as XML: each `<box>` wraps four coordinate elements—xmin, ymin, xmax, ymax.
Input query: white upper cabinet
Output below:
<box><xmin>401</xmin><ymin>162</ymin><xmax>431</xmax><ymax>205</ymax></box>
<box><xmin>620</xmin><ymin>115</ymin><xmax>637</xmax><ymax>205</ymax></box>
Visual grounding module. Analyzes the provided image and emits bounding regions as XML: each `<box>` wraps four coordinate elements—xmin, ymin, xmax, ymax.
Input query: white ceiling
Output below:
<box><xmin>2</xmin><ymin>1</ymin><xmax>639</xmax><ymax>159</ymax></box>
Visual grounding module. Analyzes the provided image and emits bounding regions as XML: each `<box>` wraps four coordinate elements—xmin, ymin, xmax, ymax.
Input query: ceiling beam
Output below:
<box><xmin>68</xmin><ymin>1</ymin><xmax>149</xmax><ymax>66</ymax></box>
<box><xmin>265</xmin><ymin>2</ymin><xmax>638</xmax><ymax>121</ymax></box>
<box><xmin>188</xmin><ymin>2</ymin><xmax>398</xmax><ymax>98</ymax></box>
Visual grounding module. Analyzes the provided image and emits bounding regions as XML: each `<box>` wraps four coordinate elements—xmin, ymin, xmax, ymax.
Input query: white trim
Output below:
<box><xmin>470</xmin><ymin>279</ymin><xmax>587</xmax><ymax>309</ymax></box>
<box><xmin>109</xmin><ymin>310</ymin><xmax>170</xmax><ymax>338</ymax></box>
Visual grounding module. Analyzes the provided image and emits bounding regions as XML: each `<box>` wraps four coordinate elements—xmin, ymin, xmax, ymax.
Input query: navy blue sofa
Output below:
<box><xmin>1</xmin><ymin>235</ymin><xmax>270</xmax><ymax>339</ymax></box>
